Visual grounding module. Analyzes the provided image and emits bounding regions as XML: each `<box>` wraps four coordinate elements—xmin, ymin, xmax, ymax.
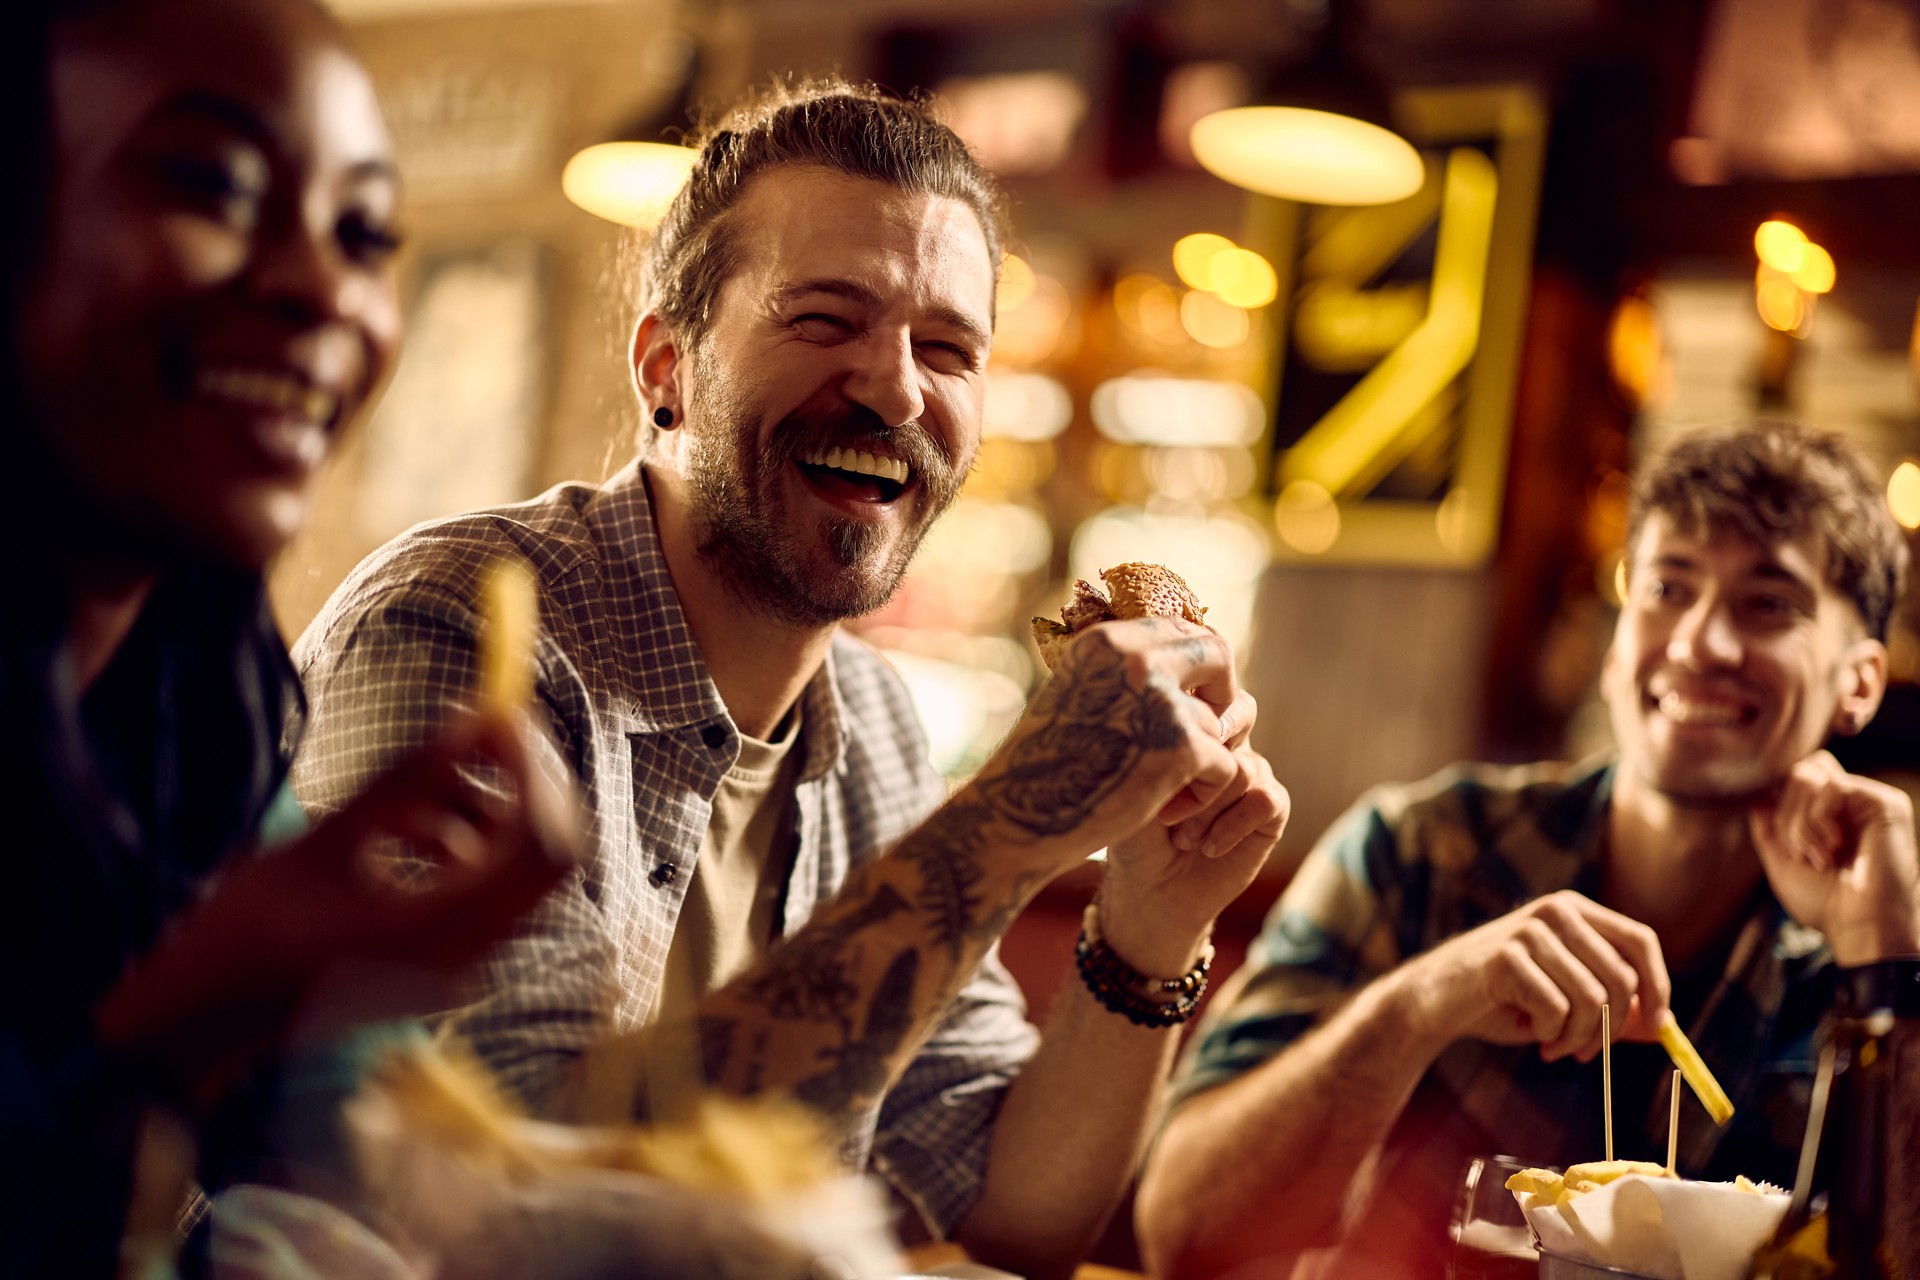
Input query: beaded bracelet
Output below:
<box><xmin>1074</xmin><ymin>904</ymin><xmax>1214</xmax><ymax>1027</ymax></box>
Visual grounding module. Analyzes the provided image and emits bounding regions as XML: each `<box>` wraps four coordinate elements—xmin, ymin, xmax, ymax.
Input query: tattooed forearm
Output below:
<box><xmin>696</xmin><ymin>1016</ymin><xmax>735</xmax><ymax>1081</ymax></box>
<box><xmin>974</xmin><ymin>636</ymin><xmax>1194</xmax><ymax>837</ymax></box>
<box><xmin>739</xmin><ymin>882</ymin><xmax>910</xmax><ymax>1026</ymax></box>
<box><xmin>791</xmin><ymin>947</ymin><xmax>921</xmax><ymax>1126</ymax></box>
<box><xmin>892</xmin><ymin>792</ymin><xmax>995</xmax><ymax>960</ymax></box>
<box><xmin>978</xmin><ymin>722</ymin><xmax>1137</xmax><ymax>834</ymax></box>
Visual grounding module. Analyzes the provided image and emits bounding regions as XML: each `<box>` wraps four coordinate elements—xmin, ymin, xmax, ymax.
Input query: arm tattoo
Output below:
<box><xmin>791</xmin><ymin>947</ymin><xmax>921</xmax><ymax>1124</ymax></box>
<box><xmin>738</xmin><ymin>882</ymin><xmax>910</xmax><ymax>1028</ymax></box>
<box><xmin>696</xmin><ymin>1016</ymin><xmax>736</xmax><ymax>1082</ymax></box>
<box><xmin>892</xmin><ymin>793</ymin><xmax>994</xmax><ymax>960</ymax></box>
<box><xmin>974</xmin><ymin>638</ymin><xmax>1190</xmax><ymax>835</ymax></box>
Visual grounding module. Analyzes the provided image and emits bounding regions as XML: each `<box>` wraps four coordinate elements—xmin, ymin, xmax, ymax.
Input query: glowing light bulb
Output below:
<box><xmin>561</xmin><ymin>142</ymin><xmax>696</xmax><ymax>227</ymax></box>
<box><xmin>1754</xmin><ymin>220</ymin><xmax>1808</xmax><ymax>274</ymax></box>
<box><xmin>1191</xmin><ymin>107</ymin><xmax>1424</xmax><ymax>206</ymax></box>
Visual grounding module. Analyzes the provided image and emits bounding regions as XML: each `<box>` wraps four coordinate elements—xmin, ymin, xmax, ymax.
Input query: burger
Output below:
<box><xmin>1031</xmin><ymin>563</ymin><xmax>1207</xmax><ymax>672</ymax></box>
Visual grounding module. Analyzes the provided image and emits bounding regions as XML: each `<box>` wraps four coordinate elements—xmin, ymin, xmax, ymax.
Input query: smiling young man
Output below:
<box><xmin>291</xmin><ymin>82</ymin><xmax>1288</xmax><ymax>1278</ymax></box>
<box><xmin>1139</xmin><ymin>423</ymin><xmax>1920</xmax><ymax>1280</ymax></box>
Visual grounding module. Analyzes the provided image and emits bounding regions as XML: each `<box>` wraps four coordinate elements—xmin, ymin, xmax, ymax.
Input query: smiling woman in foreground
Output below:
<box><xmin>0</xmin><ymin>0</ymin><xmax>572</xmax><ymax>1272</ymax></box>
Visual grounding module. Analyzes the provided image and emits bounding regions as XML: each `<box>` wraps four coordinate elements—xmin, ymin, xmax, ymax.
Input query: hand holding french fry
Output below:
<box><xmin>95</xmin><ymin>556</ymin><xmax>578</xmax><ymax>1101</ymax></box>
<box><xmin>1387</xmin><ymin>889</ymin><xmax>1672</xmax><ymax>1063</ymax></box>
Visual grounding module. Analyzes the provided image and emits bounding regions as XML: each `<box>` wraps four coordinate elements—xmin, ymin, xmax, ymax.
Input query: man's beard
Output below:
<box><xmin>684</xmin><ymin>390</ymin><xmax>967</xmax><ymax>627</ymax></box>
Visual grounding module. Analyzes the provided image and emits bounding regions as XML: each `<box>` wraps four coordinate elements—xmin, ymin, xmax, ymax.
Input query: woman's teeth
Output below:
<box><xmin>198</xmin><ymin>368</ymin><xmax>335</xmax><ymax>423</ymax></box>
<box><xmin>801</xmin><ymin>447</ymin><xmax>908</xmax><ymax>484</ymax></box>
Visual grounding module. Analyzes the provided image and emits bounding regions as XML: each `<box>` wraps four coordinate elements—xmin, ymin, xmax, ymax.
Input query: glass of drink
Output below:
<box><xmin>1448</xmin><ymin>1154</ymin><xmax>1543</xmax><ymax>1280</ymax></box>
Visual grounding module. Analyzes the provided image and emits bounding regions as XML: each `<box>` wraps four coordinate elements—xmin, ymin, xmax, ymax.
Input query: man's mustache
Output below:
<box><xmin>772</xmin><ymin>402</ymin><xmax>964</xmax><ymax>505</ymax></box>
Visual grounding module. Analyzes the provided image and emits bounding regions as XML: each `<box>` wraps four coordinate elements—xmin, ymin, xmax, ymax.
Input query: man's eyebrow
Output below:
<box><xmin>773</xmin><ymin>278</ymin><xmax>992</xmax><ymax>347</ymax></box>
<box><xmin>1749</xmin><ymin>560</ymin><xmax>1818</xmax><ymax>593</ymax></box>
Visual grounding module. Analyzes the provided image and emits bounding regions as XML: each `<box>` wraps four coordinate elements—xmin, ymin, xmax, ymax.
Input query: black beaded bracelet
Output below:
<box><xmin>1074</xmin><ymin>904</ymin><xmax>1213</xmax><ymax>1027</ymax></box>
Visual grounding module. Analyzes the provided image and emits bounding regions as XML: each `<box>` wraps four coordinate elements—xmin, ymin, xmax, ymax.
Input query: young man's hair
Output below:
<box><xmin>631</xmin><ymin>77</ymin><xmax>1007</xmax><ymax>453</ymax></box>
<box><xmin>1628</xmin><ymin>422</ymin><xmax>1910</xmax><ymax>640</ymax></box>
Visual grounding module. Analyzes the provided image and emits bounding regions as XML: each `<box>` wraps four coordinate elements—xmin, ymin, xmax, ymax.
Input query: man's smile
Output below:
<box><xmin>1648</xmin><ymin>683</ymin><xmax>1760</xmax><ymax>730</ymax></box>
<box><xmin>796</xmin><ymin>445</ymin><xmax>910</xmax><ymax>504</ymax></box>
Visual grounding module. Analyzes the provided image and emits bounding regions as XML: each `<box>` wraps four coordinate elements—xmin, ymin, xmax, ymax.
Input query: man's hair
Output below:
<box><xmin>632</xmin><ymin>77</ymin><xmax>1008</xmax><ymax>451</ymax></box>
<box><xmin>1628</xmin><ymin>422</ymin><xmax>1909</xmax><ymax>640</ymax></box>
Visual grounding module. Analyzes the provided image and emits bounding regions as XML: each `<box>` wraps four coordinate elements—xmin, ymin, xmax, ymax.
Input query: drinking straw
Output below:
<box><xmin>1603</xmin><ymin>1003</ymin><xmax>1613</xmax><ymax>1162</ymax></box>
<box><xmin>1666</xmin><ymin>1067</ymin><xmax>1681</xmax><ymax>1175</ymax></box>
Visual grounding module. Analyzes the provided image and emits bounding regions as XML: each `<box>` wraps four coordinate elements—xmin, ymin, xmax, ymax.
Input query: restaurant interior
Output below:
<box><xmin>285</xmin><ymin>0</ymin><xmax>1920</xmax><ymax>1264</ymax></box>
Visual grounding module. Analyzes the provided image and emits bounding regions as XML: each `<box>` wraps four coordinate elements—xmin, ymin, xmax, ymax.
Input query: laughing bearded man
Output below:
<box><xmin>291</xmin><ymin>80</ymin><xmax>1289</xmax><ymax>1280</ymax></box>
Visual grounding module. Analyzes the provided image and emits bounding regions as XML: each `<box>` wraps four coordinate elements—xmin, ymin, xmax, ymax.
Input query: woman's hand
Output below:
<box><xmin>96</xmin><ymin>712</ymin><xmax>579</xmax><ymax>1103</ymax></box>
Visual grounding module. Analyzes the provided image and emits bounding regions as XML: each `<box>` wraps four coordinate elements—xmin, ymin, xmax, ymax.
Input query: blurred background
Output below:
<box><xmin>284</xmin><ymin>0</ymin><xmax>1920</xmax><ymax>1193</ymax></box>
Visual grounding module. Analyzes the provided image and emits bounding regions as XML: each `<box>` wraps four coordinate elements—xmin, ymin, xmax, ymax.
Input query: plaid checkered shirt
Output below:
<box><xmin>290</xmin><ymin>463</ymin><xmax>1039</xmax><ymax>1235</ymax></box>
<box><xmin>1171</xmin><ymin>756</ymin><xmax>1836</xmax><ymax>1276</ymax></box>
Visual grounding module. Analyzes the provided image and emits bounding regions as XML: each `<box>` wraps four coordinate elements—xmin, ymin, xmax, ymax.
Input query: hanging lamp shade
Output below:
<box><xmin>1190</xmin><ymin>4</ymin><xmax>1421</xmax><ymax>207</ymax></box>
<box><xmin>1190</xmin><ymin>105</ymin><xmax>1422</xmax><ymax>205</ymax></box>
<box><xmin>561</xmin><ymin>141</ymin><xmax>697</xmax><ymax>227</ymax></box>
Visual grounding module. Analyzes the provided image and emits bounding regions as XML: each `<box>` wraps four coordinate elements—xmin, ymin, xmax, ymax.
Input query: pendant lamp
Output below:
<box><xmin>1189</xmin><ymin>4</ymin><xmax>1421</xmax><ymax>206</ymax></box>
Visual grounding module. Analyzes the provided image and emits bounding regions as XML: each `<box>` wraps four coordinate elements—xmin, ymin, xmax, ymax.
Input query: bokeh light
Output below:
<box><xmin>993</xmin><ymin>270</ymin><xmax>1074</xmax><ymax>366</ymax></box>
<box><xmin>982</xmin><ymin>370</ymin><xmax>1072</xmax><ymax>441</ymax></box>
<box><xmin>1172</xmin><ymin>233</ymin><xmax>1235</xmax><ymax>291</ymax></box>
<box><xmin>997</xmin><ymin>253</ymin><xmax>1037</xmax><ymax>312</ymax></box>
<box><xmin>1180</xmin><ymin>289</ymin><xmax>1251</xmax><ymax>348</ymax></box>
<box><xmin>1209</xmin><ymin>247</ymin><xmax>1279</xmax><ymax>308</ymax></box>
<box><xmin>1754</xmin><ymin>220</ymin><xmax>1808</xmax><ymax>274</ymax></box>
<box><xmin>1889</xmin><ymin>460</ymin><xmax>1920</xmax><ymax>530</ymax></box>
<box><xmin>1791</xmin><ymin>244</ymin><xmax>1835</xmax><ymax>295</ymax></box>
<box><xmin>1755</xmin><ymin>276</ymin><xmax>1806</xmax><ymax>333</ymax></box>
<box><xmin>1089</xmin><ymin>375</ymin><xmax>1265</xmax><ymax>446</ymax></box>
<box><xmin>1273</xmin><ymin>479</ymin><xmax>1340</xmax><ymax>554</ymax></box>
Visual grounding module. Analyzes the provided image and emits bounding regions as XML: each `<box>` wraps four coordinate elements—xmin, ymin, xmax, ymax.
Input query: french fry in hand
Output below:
<box><xmin>480</xmin><ymin>557</ymin><xmax>537</xmax><ymax>717</ymax></box>
<box><xmin>1658</xmin><ymin>1012</ymin><xmax>1734</xmax><ymax>1125</ymax></box>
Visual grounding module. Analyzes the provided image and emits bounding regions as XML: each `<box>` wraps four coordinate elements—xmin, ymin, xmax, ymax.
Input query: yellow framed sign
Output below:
<box><xmin>1249</xmin><ymin>85</ymin><xmax>1547</xmax><ymax>566</ymax></box>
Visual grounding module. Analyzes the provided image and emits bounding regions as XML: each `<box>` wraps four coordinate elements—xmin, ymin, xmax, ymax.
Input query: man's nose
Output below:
<box><xmin>842</xmin><ymin>330</ymin><xmax>926</xmax><ymax>430</ymax></box>
<box><xmin>1667</xmin><ymin>598</ymin><xmax>1743</xmax><ymax>669</ymax></box>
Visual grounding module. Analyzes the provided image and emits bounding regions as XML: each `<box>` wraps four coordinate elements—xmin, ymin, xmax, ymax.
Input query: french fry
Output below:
<box><xmin>1659</xmin><ymin>1012</ymin><xmax>1735</xmax><ymax>1125</ymax></box>
<box><xmin>479</xmin><ymin>556</ymin><xmax>537</xmax><ymax>717</ymax></box>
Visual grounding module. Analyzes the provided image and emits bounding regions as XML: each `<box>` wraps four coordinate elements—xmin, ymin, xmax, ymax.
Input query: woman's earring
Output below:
<box><xmin>653</xmin><ymin>406</ymin><xmax>674</xmax><ymax>428</ymax></box>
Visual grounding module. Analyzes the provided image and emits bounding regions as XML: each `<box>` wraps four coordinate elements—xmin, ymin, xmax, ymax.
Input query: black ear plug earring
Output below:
<box><xmin>653</xmin><ymin>406</ymin><xmax>674</xmax><ymax>428</ymax></box>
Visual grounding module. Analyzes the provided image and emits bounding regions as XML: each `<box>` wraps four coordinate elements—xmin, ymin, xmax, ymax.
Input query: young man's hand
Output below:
<box><xmin>1388</xmin><ymin>890</ymin><xmax>1671</xmax><ymax>1062</ymax></box>
<box><xmin>1752</xmin><ymin>749</ymin><xmax>1920</xmax><ymax>966</ymax></box>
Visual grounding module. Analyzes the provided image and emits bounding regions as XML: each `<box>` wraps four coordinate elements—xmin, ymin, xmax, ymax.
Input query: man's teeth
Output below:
<box><xmin>801</xmin><ymin>447</ymin><xmax>908</xmax><ymax>484</ymax></box>
<box><xmin>198</xmin><ymin>368</ymin><xmax>335</xmax><ymax>422</ymax></box>
<box><xmin>1657</xmin><ymin>692</ymin><xmax>1745</xmax><ymax>727</ymax></box>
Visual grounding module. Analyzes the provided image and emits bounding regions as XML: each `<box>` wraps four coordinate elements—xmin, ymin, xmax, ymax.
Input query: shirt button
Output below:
<box><xmin>650</xmin><ymin>862</ymin><xmax>679</xmax><ymax>887</ymax></box>
<box><xmin>700</xmin><ymin>724</ymin><xmax>728</xmax><ymax>750</ymax></box>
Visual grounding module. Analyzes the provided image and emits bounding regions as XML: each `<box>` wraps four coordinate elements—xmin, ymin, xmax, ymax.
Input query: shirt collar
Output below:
<box><xmin>587</xmin><ymin>462</ymin><xmax>851</xmax><ymax>780</ymax></box>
